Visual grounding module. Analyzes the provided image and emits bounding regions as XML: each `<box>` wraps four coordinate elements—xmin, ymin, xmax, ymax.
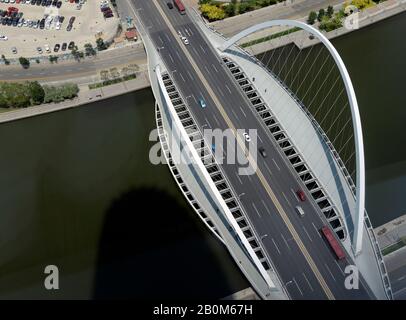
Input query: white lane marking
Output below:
<box><xmin>204</xmin><ymin>65</ymin><xmax>210</xmax><ymax>73</ymax></box>
<box><xmin>239</xmin><ymin>106</ymin><xmax>247</xmax><ymax>118</ymax></box>
<box><xmin>394</xmin><ymin>286</ymin><xmax>406</xmax><ymax>297</ymax></box>
<box><xmin>324</xmin><ymin>263</ymin><xmax>337</xmax><ymax>282</ymax></box>
<box><xmin>187</xmin><ymin>70</ymin><xmax>194</xmax><ymax>81</ymax></box>
<box><xmin>252</xmin><ymin>202</ymin><xmax>261</xmax><ymax>218</ymax></box>
<box><xmin>261</xmin><ymin>199</ymin><xmax>271</xmax><ymax>215</ymax></box>
<box><xmin>334</xmin><ymin>260</ymin><xmax>345</xmax><ymax>276</ymax></box>
<box><xmin>225</xmin><ymin>84</ymin><xmax>232</xmax><ymax>94</ymax></box>
<box><xmin>303</xmin><ymin>226</ymin><xmax>313</xmax><ymax>242</ymax></box>
<box><xmin>282</xmin><ymin>192</ymin><xmax>292</xmax><ymax>208</ymax></box>
<box><xmin>169</xmin><ymin>53</ymin><xmax>174</xmax><ymax>63</ymax></box>
<box><xmin>271</xmin><ymin>238</ymin><xmax>281</xmax><ymax>255</ymax></box>
<box><xmin>272</xmin><ymin>158</ymin><xmax>281</xmax><ymax>171</ymax></box>
<box><xmin>257</xmin><ymin>134</ymin><xmax>263</xmax><ymax>143</ymax></box>
<box><xmin>302</xmin><ymin>273</ymin><xmax>314</xmax><ymax>292</ymax></box>
<box><xmin>200</xmin><ymin>45</ymin><xmax>206</xmax><ymax>54</ymax></box>
<box><xmin>204</xmin><ymin>117</ymin><xmax>211</xmax><ymax>127</ymax></box>
<box><xmin>193</xmin><ymin>47</ymin><xmax>199</xmax><ymax>55</ymax></box>
<box><xmin>158</xmin><ymin>35</ymin><xmax>163</xmax><ymax>44</ymax></box>
<box><xmin>291</xmin><ymin>188</ymin><xmax>298</xmax><ymax>200</ymax></box>
<box><xmin>212</xmin><ymin>114</ymin><xmax>220</xmax><ymax>126</ymax></box>
<box><xmin>212</xmin><ymin>64</ymin><xmax>218</xmax><ymax>73</ymax></box>
<box><xmin>293</xmin><ymin>277</ymin><xmax>304</xmax><ymax>296</ymax></box>
<box><xmin>175</xmin><ymin>50</ymin><xmax>181</xmax><ymax>60</ymax></box>
<box><xmin>190</xmin><ymin>95</ymin><xmax>197</xmax><ymax>103</ymax></box>
<box><xmin>231</xmin><ymin>109</ymin><xmax>239</xmax><ymax>121</ymax></box>
<box><xmin>312</xmin><ymin>222</ymin><xmax>321</xmax><ymax>238</ymax></box>
<box><xmin>235</xmin><ymin>172</ymin><xmax>243</xmax><ymax>185</ymax></box>
<box><xmin>281</xmin><ymin>233</ymin><xmax>291</xmax><ymax>251</ymax></box>
<box><xmin>184</xmin><ymin>28</ymin><xmax>191</xmax><ymax>37</ymax></box>
<box><xmin>179</xmin><ymin>72</ymin><xmax>186</xmax><ymax>82</ymax></box>
<box><xmin>188</xmin><ymin>28</ymin><xmax>194</xmax><ymax>36</ymax></box>
<box><xmin>219</xmin><ymin>88</ymin><xmax>225</xmax><ymax>97</ymax></box>
<box><xmin>398</xmin><ymin>276</ymin><xmax>406</xmax><ymax>282</ymax></box>
<box><xmin>264</xmin><ymin>162</ymin><xmax>273</xmax><ymax>176</ymax></box>
<box><xmin>165</xmin><ymin>33</ymin><xmax>171</xmax><ymax>42</ymax></box>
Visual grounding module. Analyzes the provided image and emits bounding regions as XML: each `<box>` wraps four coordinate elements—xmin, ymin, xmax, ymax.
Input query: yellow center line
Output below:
<box><xmin>150</xmin><ymin>0</ymin><xmax>335</xmax><ymax>300</ymax></box>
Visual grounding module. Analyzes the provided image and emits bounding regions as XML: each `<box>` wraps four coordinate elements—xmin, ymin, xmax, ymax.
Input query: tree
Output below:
<box><xmin>307</xmin><ymin>11</ymin><xmax>317</xmax><ymax>25</ymax></box>
<box><xmin>19</xmin><ymin>57</ymin><xmax>30</xmax><ymax>69</ymax></box>
<box><xmin>200</xmin><ymin>4</ymin><xmax>226</xmax><ymax>21</ymax></box>
<box><xmin>96</xmin><ymin>38</ymin><xmax>108</xmax><ymax>51</ymax></box>
<box><xmin>224</xmin><ymin>3</ymin><xmax>236</xmax><ymax>17</ymax></box>
<box><xmin>71</xmin><ymin>46</ymin><xmax>84</xmax><ymax>61</ymax></box>
<box><xmin>28</xmin><ymin>81</ymin><xmax>45</xmax><ymax>105</ymax></box>
<box><xmin>2</xmin><ymin>54</ymin><xmax>10</xmax><ymax>66</ymax></box>
<box><xmin>318</xmin><ymin>8</ymin><xmax>325</xmax><ymax>22</ymax></box>
<box><xmin>84</xmin><ymin>43</ymin><xmax>97</xmax><ymax>56</ymax></box>
<box><xmin>49</xmin><ymin>55</ymin><xmax>59</xmax><ymax>63</ymax></box>
<box><xmin>327</xmin><ymin>5</ymin><xmax>334</xmax><ymax>18</ymax></box>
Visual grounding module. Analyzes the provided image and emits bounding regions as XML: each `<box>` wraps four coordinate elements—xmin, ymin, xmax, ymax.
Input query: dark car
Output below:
<box><xmin>66</xmin><ymin>24</ymin><xmax>72</xmax><ymax>31</ymax></box>
<box><xmin>61</xmin><ymin>42</ymin><xmax>67</xmax><ymax>51</ymax></box>
<box><xmin>69</xmin><ymin>16</ymin><xmax>75</xmax><ymax>24</ymax></box>
<box><xmin>167</xmin><ymin>2</ymin><xmax>173</xmax><ymax>9</ymax></box>
<box><xmin>68</xmin><ymin>41</ymin><xmax>75</xmax><ymax>50</ymax></box>
<box><xmin>296</xmin><ymin>189</ymin><xmax>306</xmax><ymax>202</ymax></box>
<box><xmin>259</xmin><ymin>147</ymin><xmax>267</xmax><ymax>158</ymax></box>
<box><xmin>54</xmin><ymin>44</ymin><xmax>60</xmax><ymax>52</ymax></box>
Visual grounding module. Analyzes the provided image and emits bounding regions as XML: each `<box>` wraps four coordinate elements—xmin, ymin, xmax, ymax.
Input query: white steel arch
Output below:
<box><xmin>220</xmin><ymin>20</ymin><xmax>365</xmax><ymax>255</ymax></box>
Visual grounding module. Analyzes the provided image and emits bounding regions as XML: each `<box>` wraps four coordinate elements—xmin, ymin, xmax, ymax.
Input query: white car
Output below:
<box><xmin>182</xmin><ymin>36</ymin><xmax>189</xmax><ymax>45</ymax></box>
<box><xmin>44</xmin><ymin>44</ymin><xmax>51</xmax><ymax>53</ymax></box>
<box><xmin>243</xmin><ymin>132</ymin><xmax>251</xmax><ymax>142</ymax></box>
<box><xmin>0</xmin><ymin>35</ymin><xmax>8</xmax><ymax>41</ymax></box>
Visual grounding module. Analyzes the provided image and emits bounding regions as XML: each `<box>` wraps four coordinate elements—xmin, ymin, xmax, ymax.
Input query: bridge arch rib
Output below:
<box><xmin>220</xmin><ymin>20</ymin><xmax>365</xmax><ymax>255</ymax></box>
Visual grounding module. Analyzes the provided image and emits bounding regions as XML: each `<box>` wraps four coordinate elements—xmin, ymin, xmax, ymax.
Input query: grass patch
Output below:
<box><xmin>89</xmin><ymin>74</ymin><xmax>137</xmax><ymax>90</ymax></box>
<box><xmin>241</xmin><ymin>27</ymin><xmax>301</xmax><ymax>48</ymax></box>
<box><xmin>382</xmin><ymin>236</ymin><xmax>406</xmax><ymax>256</ymax></box>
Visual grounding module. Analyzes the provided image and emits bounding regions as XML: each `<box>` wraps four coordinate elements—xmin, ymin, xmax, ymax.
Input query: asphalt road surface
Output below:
<box><xmin>0</xmin><ymin>45</ymin><xmax>146</xmax><ymax>82</ymax></box>
<box><xmin>129</xmin><ymin>0</ymin><xmax>375</xmax><ymax>300</ymax></box>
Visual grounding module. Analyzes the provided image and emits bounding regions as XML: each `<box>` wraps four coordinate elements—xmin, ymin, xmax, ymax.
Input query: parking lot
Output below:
<box><xmin>0</xmin><ymin>0</ymin><xmax>119</xmax><ymax>58</ymax></box>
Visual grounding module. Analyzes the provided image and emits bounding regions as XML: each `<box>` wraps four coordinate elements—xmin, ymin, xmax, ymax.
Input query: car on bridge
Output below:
<box><xmin>199</xmin><ymin>98</ymin><xmax>207</xmax><ymax>108</ymax></box>
<box><xmin>259</xmin><ymin>147</ymin><xmax>267</xmax><ymax>158</ymax></box>
<box><xmin>243</xmin><ymin>132</ymin><xmax>251</xmax><ymax>142</ymax></box>
<box><xmin>181</xmin><ymin>36</ymin><xmax>189</xmax><ymax>45</ymax></box>
<box><xmin>296</xmin><ymin>189</ymin><xmax>306</xmax><ymax>202</ymax></box>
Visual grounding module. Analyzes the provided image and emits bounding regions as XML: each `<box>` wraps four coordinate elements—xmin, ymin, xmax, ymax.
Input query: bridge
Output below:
<box><xmin>126</xmin><ymin>0</ymin><xmax>392</xmax><ymax>300</ymax></box>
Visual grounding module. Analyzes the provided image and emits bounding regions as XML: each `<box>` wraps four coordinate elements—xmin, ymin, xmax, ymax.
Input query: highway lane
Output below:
<box><xmin>131</xmin><ymin>0</ymin><xmax>374</xmax><ymax>299</ymax></box>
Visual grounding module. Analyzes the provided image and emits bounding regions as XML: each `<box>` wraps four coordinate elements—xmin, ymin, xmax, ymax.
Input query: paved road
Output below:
<box><xmin>0</xmin><ymin>45</ymin><xmax>146</xmax><ymax>82</ymax></box>
<box><xmin>129</xmin><ymin>0</ymin><xmax>375</xmax><ymax>299</ymax></box>
<box><xmin>210</xmin><ymin>0</ymin><xmax>345</xmax><ymax>37</ymax></box>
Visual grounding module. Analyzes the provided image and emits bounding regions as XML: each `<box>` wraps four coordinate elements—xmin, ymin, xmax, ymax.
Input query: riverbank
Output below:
<box><xmin>0</xmin><ymin>69</ymin><xmax>150</xmax><ymax>124</ymax></box>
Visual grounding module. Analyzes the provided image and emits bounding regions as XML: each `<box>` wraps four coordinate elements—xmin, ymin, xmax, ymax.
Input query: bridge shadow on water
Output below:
<box><xmin>93</xmin><ymin>186</ymin><xmax>245</xmax><ymax>299</ymax></box>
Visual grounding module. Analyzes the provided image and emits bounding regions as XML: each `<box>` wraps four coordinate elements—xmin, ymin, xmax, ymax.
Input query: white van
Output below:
<box><xmin>295</xmin><ymin>206</ymin><xmax>305</xmax><ymax>217</ymax></box>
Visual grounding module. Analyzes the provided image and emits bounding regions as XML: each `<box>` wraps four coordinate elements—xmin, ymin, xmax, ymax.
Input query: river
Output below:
<box><xmin>0</xmin><ymin>12</ymin><xmax>404</xmax><ymax>299</ymax></box>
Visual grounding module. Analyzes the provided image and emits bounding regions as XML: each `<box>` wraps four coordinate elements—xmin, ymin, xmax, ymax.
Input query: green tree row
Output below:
<box><xmin>0</xmin><ymin>81</ymin><xmax>79</xmax><ymax>109</ymax></box>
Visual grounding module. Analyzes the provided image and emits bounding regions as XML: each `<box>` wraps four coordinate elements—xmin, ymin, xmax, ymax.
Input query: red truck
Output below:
<box><xmin>173</xmin><ymin>0</ymin><xmax>186</xmax><ymax>15</ymax></box>
<box><xmin>321</xmin><ymin>226</ymin><xmax>346</xmax><ymax>260</ymax></box>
